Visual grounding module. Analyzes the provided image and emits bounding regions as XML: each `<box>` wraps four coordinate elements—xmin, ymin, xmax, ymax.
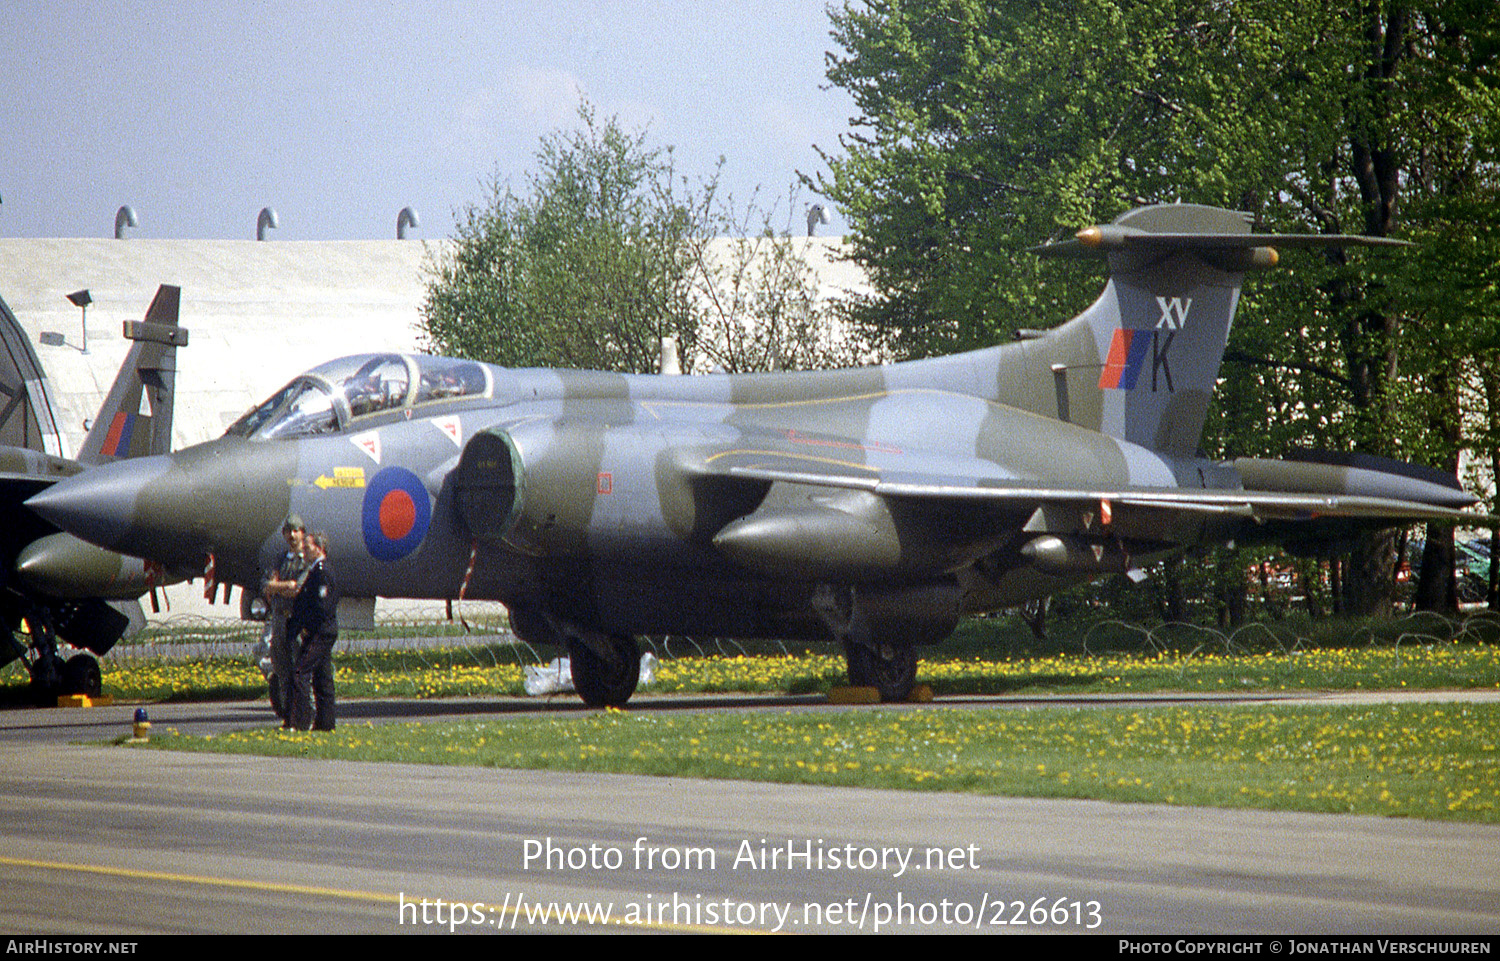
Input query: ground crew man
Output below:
<box><xmin>261</xmin><ymin>514</ymin><xmax>310</xmax><ymax>723</ymax></box>
<box><xmin>286</xmin><ymin>532</ymin><xmax>339</xmax><ymax>731</ymax></box>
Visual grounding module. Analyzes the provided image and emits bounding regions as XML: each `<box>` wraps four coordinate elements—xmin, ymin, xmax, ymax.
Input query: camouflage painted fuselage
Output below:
<box><xmin>29</xmin><ymin>205</ymin><xmax>1479</xmax><ymax>655</ymax></box>
<box><xmin>26</xmin><ymin>305</ymin><xmax>1231</xmax><ymax>646</ymax></box>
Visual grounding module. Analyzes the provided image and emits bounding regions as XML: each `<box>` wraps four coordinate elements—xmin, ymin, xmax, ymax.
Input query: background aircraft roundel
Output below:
<box><xmin>361</xmin><ymin>466</ymin><xmax>432</xmax><ymax>561</ymax></box>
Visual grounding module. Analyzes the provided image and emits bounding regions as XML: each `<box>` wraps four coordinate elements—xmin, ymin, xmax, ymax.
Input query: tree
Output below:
<box><xmin>423</xmin><ymin>104</ymin><xmax>699</xmax><ymax>374</ymax></box>
<box><xmin>683</xmin><ymin>189</ymin><xmax>868</xmax><ymax>373</ymax></box>
<box><xmin>813</xmin><ymin>0</ymin><xmax>1500</xmax><ymax>618</ymax></box>
<box><xmin>811</xmin><ymin>0</ymin><xmax>1312</xmax><ymax>356</ymax></box>
<box><xmin>424</xmin><ymin>107</ymin><xmax>866</xmax><ymax>377</ymax></box>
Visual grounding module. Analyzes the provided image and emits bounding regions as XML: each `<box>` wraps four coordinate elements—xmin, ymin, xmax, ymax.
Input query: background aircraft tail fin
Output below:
<box><xmin>1025</xmin><ymin>205</ymin><xmax>1403</xmax><ymax>457</ymax></box>
<box><xmin>77</xmin><ymin>285</ymin><xmax>188</xmax><ymax>465</ymax></box>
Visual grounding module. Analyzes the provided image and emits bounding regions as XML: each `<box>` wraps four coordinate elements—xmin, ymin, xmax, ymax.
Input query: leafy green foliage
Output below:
<box><xmin>423</xmin><ymin>106</ymin><xmax>863</xmax><ymax>376</ymax></box>
<box><xmin>683</xmin><ymin>192</ymin><xmax>868</xmax><ymax>373</ymax></box>
<box><xmin>422</xmin><ymin>104</ymin><xmax>699</xmax><ymax>374</ymax></box>
<box><xmin>814</xmin><ymin>0</ymin><xmax>1321</xmax><ymax>356</ymax></box>
<box><xmin>814</xmin><ymin>0</ymin><xmax>1500</xmax><ymax>613</ymax></box>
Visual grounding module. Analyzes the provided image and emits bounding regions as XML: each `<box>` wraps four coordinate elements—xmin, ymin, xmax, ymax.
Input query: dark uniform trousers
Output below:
<box><xmin>287</xmin><ymin>557</ymin><xmax>338</xmax><ymax>731</ymax></box>
<box><xmin>290</xmin><ymin>633</ymin><xmax>337</xmax><ymax>731</ymax></box>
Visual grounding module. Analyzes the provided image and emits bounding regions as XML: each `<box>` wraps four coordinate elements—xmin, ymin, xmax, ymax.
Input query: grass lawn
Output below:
<box><xmin>141</xmin><ymin>699</ymin><xmax>1500</xmax><ymax>822</ymax></box>
<box><xmin>11</xmin><ymin>613</ymin><xmax>1496</xmax><ymax>820</ymax></box>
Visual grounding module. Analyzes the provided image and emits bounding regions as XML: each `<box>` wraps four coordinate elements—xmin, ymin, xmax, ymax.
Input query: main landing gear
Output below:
<box><xmin>813</xmin><ymin>584</ymin><xmax>918</xmax><ymax>702</ymax></box>
<box><xmin>22</xmin><ymin>613</ymin><xmax>103</xmax><ymax>704</ymax></box>
<box><xmin>567</xmin><ymin>633</ymin><xmax>641</xmax><ymax>708</ymax></box>
<box><xmin>842</xmin><ymin>639</ymin><xmax>917</xmax><ymax>703</ymax></box>
<box><xmin>508</xmin><ymin>605</ymin><xmax>643</xmax><ymax>708</ymax></box>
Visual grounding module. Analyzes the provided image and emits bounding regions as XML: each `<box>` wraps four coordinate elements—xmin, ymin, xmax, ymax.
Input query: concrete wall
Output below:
<box><xmin>0</xmin><ymin>236</ymin><xmax>867</xmax><ymax>455</ymax></box>
<box><xmin>0</xmin><ymin>238</ymin><xmax>446</xmax><ymax>458</ymax></box>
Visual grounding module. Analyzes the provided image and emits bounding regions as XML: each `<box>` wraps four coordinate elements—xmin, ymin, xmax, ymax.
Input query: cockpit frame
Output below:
<box><xmin>225</xmin><ymin>354</ymin><xmax>493</xmax><ymax>441</ymax></box>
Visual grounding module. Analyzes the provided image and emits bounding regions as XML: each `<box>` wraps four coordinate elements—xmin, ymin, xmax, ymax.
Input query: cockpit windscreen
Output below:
<box><xmin>225</xmin><ymin>354</ymin><xmax>492</xmax><ymax>440</ymax></box>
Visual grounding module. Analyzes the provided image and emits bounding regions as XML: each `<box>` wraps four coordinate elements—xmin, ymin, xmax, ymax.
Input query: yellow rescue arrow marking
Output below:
<box><xmin>315</xmin><ymin>466</ymin><xmax>367</xmax><ymax>490</ymax></box>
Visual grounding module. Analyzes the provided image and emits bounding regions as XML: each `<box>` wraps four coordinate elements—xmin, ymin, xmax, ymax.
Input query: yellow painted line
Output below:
<box><xmin>0</xmin><ymin>854</ymin><xmax>393</xmax><ymax>904</ymax></box>
<box><xmin>702</xmin><ymin>449</ymin><xmax>880</xmax><ymax>474</ymax></box>
<box><xmin>642</xmin><ymin>388</ymin><xmax>893</xmax><ymax>416</ymax></box>
<box><xmin>0</xmin><ymin>855</ymin><xmax>762</xmax><ymax>934</ymax></box>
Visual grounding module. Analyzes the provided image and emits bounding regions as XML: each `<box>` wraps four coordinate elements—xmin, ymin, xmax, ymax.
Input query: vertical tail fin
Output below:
<box><xmin>1029</xmin><ymin>204</ymin><xmax>1403</xmax><ymax>457</ymax></box>
<box><xmin>77</xmin><ymin>285</ymin><xmax>188</xmax><ymax>465</ymax></box>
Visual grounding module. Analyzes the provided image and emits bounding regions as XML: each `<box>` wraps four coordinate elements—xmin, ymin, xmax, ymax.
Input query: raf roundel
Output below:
<box><xmin>361</xmin><ymin>467</ymin><xmax>432</xmax><ymax>561</ymax></box>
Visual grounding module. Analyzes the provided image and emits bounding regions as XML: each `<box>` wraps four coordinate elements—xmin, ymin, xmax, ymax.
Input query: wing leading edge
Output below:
<box><xmin>682</xmin><ymin>439</ymin><xmax>1493</xmax><ymax>582</ymax></box>
<box><xmin>702</xmin><ymin>458</ymin><xmax>1486</xmax><ymax>522</ymax></box>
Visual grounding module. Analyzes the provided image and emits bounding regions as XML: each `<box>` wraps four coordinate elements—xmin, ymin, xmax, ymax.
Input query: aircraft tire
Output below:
<box><xmin>569</xmin><ymin>635</ymin><xmax>640</xmax><ymax>708</ymax></box>
<box><xmin>62</xmin><ymin>654</ymin><xmax>102</xmax><ymax>698</ymax></box>
<box><xmin>843</xmin><ymin>641</ymin><xmax>917</xmax><ymax>703</ymax></box>
<box><xmin>841</xmin><ymin>639</ymin><xmax>874</xmax><ymax>687</ymax></box>
<box><xmin>28</xmin><ymin>656</ymin><xmax>63</xmax><ymax>705</ymax></box>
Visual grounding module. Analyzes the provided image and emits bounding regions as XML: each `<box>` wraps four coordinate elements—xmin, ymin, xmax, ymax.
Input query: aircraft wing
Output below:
<box><xmin>712</xmin><ymin>459</ymin><xmax>1488</xmax><ymax>524</ymax></box>
<box><xmin>679</xmin><ymin>435</ymin><xmax>1492</xmax><ymax>580</ymax></box>
<box><xmin>699</xmin><ymin>452</ymin><xmax>1488</xmax><ymax>521</ymax></box>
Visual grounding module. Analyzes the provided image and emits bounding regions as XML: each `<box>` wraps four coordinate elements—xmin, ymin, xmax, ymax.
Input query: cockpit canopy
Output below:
<box><xmin>226</xmin><ymin>354</ymin><xmax>491</xmax><ymax>440</ymax></box>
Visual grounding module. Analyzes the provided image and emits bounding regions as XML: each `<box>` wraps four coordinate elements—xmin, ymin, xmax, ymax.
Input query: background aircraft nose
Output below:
<box><xmin>25</xmin><ymin>454</ymin><xmax>174</xmax><ymax>554</ymax></box>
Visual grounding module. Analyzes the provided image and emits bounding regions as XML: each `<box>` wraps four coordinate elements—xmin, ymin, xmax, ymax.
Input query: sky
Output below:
<box><xmin>3</xmin><ymin>1</ymin><xmax>857</xmax><ymax>240</ymax></box>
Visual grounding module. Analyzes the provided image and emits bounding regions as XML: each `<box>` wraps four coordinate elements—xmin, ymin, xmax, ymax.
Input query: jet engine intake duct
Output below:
<box><xmin>454</xmin><ymin>429</ymin><xmax>524</xmax><ymax>546</ymax></box>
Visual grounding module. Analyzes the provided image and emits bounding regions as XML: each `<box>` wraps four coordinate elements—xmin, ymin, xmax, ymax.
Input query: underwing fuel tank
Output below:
<box><xmin>1235</xmin><ymin>453</ymin><xmax>1478</xmax><ymax>508</ymax></box>
<box><xmin>15</xmin><ymin>532</ymin><xmax>165</xmax><ymax>600</ymax></box>
<box><xmin>712</xmin><ymin>506</ymin><xmax>902</xmax><ymax>580</ymax></box>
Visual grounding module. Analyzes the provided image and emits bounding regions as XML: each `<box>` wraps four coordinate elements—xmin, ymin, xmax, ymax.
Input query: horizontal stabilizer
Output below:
<box><xmin>1032</xmin><ymin>218</ymin><xmax>1409</xmax><ymax>261</ymax></box>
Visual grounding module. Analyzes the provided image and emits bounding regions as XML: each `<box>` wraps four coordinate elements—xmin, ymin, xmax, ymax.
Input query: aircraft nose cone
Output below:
<box><xmin>25</xmin><ymin>454</ymin><xmax>174</xmax><ymax>554</ymax></box>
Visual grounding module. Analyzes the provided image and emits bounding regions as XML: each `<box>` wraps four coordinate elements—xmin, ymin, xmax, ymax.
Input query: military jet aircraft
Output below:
<box><xmin>2</xmin><ymin>286</ymin><xmax>187</xmax><ymax>699</ymax></box>
<box><xmin>27</xmin><ymin>205</ymin><xmax>1487</xmax><ymax>705</ymax></box>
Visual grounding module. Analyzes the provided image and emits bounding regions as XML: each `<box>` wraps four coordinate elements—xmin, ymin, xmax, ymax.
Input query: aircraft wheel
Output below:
<box><xmin>569</xmin><ymin>634</ymin><xmax>640</xmax><ymax>708</ymax></box>
<box><xmin>28</xmin><ymin>653</ymin><xmax>64</xmax><ymax>705</ymax></box>
<box><xmin>62</xmin><ymin>654</ymin><xmax>102</xmax><ymax>698</ymax></box>
<box><xmin>841</xmin><ymin>639</ymin><xmax>874</xmax><ymax>687</ymax></box>
<box><xmin>843</xmin><ymin>641</ymin><xmax>917</xmax><ymax>702</ymax></box>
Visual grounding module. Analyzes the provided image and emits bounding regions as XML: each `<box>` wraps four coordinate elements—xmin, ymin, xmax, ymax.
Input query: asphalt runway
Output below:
<box><xmin>2</xmin><ymin>690</ymin><xmax>1498</xmax><ymax>935</ymax></box>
